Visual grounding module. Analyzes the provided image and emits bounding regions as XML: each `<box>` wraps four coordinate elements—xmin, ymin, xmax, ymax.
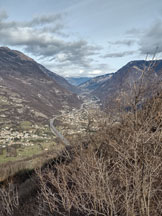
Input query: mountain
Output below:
<box><xmin>79</xmin><ymin>73</ymin><xmax>113</xmax><ymax>91</ymax></box>
<box><xmin>0</xmin><ymin>47</ymin><xmax>82</xmax><ymax>126</ymax></box>
<box><xmin>93</xmin><ymin>60</ymin><xmax>162</xmax><ymax>107</ymax></box>
<box><xmin>65</xmin><ymin>77</ymin><xmax>91</xmax><ymax>86</ymax></box>
<box><xmin>39</xmin><ymin>65</ymin><xmax>79</xmax><ymax>93</ymax></box>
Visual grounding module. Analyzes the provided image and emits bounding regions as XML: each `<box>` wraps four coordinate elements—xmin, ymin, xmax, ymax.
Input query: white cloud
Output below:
<box><xmin>0</xmin><ymin>10</ymin><xmax>102</xmax><ymax>76</ymax></box>
<box><xmin>90</xmin><ymin>70</ymin><xmax>102</xmax><ymax>75</ymax></box>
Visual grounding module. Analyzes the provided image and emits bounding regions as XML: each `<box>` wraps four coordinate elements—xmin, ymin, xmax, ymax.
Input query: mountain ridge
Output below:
<box><xmin>93</xmin><ymin>60</ymin><xmax>162</xmax><ymax>107</ymax></box>
<box><xmin>66</xmin><ymin>77</ymin><xmax>91</xmax><ymax>86</ymax></box>
<box><xmin>79</xmin><ymin>73</ymin><xmax>113</xmax><ymax>92</ymax></box>
<box><xmin>0</xmin><ymin>47</ymin><xmax>82</xmax><ymax>126</ymax></box>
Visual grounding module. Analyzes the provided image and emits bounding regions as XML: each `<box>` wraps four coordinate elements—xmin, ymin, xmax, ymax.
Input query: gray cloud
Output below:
<box><xmin>126</xmin><ymin>28</ymin><xmax>143</xmax><ymax>36</ymax></box>
<box><xmin>25</xmin><ymin>40</ymin><xmax>99</xmax><ymax>68</ymax></box>
<box><xmin>139</xmin><ymin>20</ymin><xmax>162</xmax><ymax>55</ymax></box>
<box><xmin>0</xmin><ymin>10</ymin><xmax>8</xmax><ymax>20</ymax></box>
<box><xmin>0</xmin><ymin>11</ymin><xmax>64</xmax><ymax>34</ymax></box>
<box><xmin>126</xmin><ymin>20</ymin><xmax>162</xmax><ymax>55</ymax></box>
<box><xmin>108</xmin><ymin>39</ymin><xmax>136</xmax><ymax>46</ymax></box>
<box><xmin>26</xmin><ymin>14</ymin><xmax>62</xmax><ymax>27</ymax></box>
<box><xmin>0</xmin><ymin>10</ymin><xmax>100</xmax><ymax>70</ymax></box>
<box><xmin>103</xmin><ymin>51</ymin><xmax>135</xmax><ymax>58</ymax></box>
<box><xmin>43</xmin><ymin>60</ymin><xmax>112</xmax><ymax>78</ymax></box>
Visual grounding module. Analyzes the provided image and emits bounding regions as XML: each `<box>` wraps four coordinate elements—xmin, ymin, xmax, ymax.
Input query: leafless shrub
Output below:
<box><xmin>37</xmin><ymin>147</ymin><xmax>121</xmax><ymax>216</ymax></box>
<box><xmin>0</xmin><ymin>182</ymin><xmax>19</xmax><ymax>216</ymax></box>
<box><xmin>36</xmin><ymin>58</ymin><xmax>162</xmax><ymax>216</ymax></box>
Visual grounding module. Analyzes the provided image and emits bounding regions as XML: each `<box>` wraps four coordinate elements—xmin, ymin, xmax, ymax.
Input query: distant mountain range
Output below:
<box><xmin>78</xmin><ymin>60</ymin><xmax>162</xmax><ymax>109</ymax></box>
<box><xmin>0</xmin><ymin>47</ymin><xmax>82</xmax><ymax>126</ymax></box>
<box><xmin>65</xmin><ymin>77</ymin><xmax>91</xmax><ymax>86</ymax></box>
<box><xmin>1</xmin><ymin>46</ymin><xmax>162</xmax><ymax>126</ymax></box>
<box><xmin>79</xmin><ymin>73</ymin><xmax>113</xmax><ymax>91</ymax></box>
<box><xmin>89</xmin><ymin>60</ymin><xmax>162</xmax><ymax>107</ymax></box>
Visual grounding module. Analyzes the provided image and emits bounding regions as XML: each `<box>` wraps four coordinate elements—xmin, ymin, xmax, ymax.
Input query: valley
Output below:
<box><xmin>0</xmin><ymin>48</ymin><xmax>162</xmax><ymax>170</ymax></box>
<box><xmin>0</xmin><ymin>48</ymin><xmax>162</xmax><ymax>216</ymax></box>
<box><xmin>50</xmin><ymin>93</ymin><xmax>101</xmax><ymax>142</ymax></box>
<box><xmin>0</xmin><ymin>2</ymin><xmax>162</xmax><ymax>215</ymax></box>
<box><xmin>0</xmin><ymin>91</ymin><xmax>102</xmax><ymax>164</ymax></box>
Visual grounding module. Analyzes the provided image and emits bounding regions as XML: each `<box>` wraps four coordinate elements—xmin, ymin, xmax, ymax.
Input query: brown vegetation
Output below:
<box><xmin>0</xmin><ymin>60</ymin><xmax>162</xmax><ymax>216</ymax></box>
<box><xmin>36</xmin><ymin>77</ymin><xmax>162</xmax><ymax>215</ymax></box>
<box><xmin>0</xmin><ymin>183</ymin><xmax>19</xmax><ymax>216</ymax></box>
<box><xmin>36</xmin><ymin>108</ymin><xmax>162</xmax><ymax>215</ymax></box>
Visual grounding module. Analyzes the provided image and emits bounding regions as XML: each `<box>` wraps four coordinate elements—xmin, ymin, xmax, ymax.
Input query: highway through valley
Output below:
<box><xmin>49</xmin><ymin>95</ymin><xmax>100</xmax><ymax>146</ymax></box>
<box><xmin>50</xmin><ymin>118</ymin><xmax>70</xmax><ymax>146</ymax></box>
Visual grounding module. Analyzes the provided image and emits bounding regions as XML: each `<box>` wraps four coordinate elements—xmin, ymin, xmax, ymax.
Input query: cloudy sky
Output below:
<box><xmin>0</xmin><ymin>0</ymin><xmax>162</xmax><ymax>77</ymax></box>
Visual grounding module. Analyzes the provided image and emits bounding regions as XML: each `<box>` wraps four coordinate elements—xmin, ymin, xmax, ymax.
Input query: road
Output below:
<box><xmin>50</xmin><ymin>118</ymin><xmax>70</xmax><ymax>146</ymax></box>
<box><xmin>49</xmin><ymin>96</ymin><xmax>101</xmax><ymax>146</ymax></box>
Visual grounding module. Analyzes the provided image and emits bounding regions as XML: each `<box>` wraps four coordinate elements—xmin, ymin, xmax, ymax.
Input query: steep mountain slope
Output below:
<box><xmin>39</xmin><ymin>64</ymin><xmax>79</xmax><ymax>93</ymax></box>
<box><xmin>66</xmin><ymin>77</ymin><xmax>91</xmax><ymax>86</ymax></box>
<box><xmin>93</xmin><ymin>60</ymin><xmax>162</xmax><ymax>107</ymax></box>
<box><xmin>79</xmin><ymin>73</ymin><xmax>113</xmax><ymax>92</ymax></box>
<box><xmin>0</xmin><ymin>47</ymin><xmax>81</xmax><ymax>126</ymax></box>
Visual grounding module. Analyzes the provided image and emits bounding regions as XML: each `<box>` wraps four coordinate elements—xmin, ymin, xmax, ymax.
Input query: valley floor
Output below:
<box><xmin>0</xmin><ymin>92</ymin><xmax>104</xmax><ymax>181</ymax></box>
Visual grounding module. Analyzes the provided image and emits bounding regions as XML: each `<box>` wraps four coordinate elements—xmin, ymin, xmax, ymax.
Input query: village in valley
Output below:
<box><xmin>0</xmin><ymin>94</ymin><xmax>102</xmax><ymax>163</ymax></box>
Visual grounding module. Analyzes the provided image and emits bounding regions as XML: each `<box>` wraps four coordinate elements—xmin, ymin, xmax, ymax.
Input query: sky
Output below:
<box><xmin>0</xmin><ymin>0</ymin><xmax>162</xmax><ymax>77</ymax></box>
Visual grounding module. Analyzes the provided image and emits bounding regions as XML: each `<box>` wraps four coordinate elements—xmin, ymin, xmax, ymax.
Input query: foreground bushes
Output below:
<box><xmin>0</xmin><ymin>67</ymin><xmax>162</xmax><ymax>215</ymax></box>
<box><xmin>37</xmin><ymin>93</ymin><xmax>162</xmax><ymax>216</ymax></box>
